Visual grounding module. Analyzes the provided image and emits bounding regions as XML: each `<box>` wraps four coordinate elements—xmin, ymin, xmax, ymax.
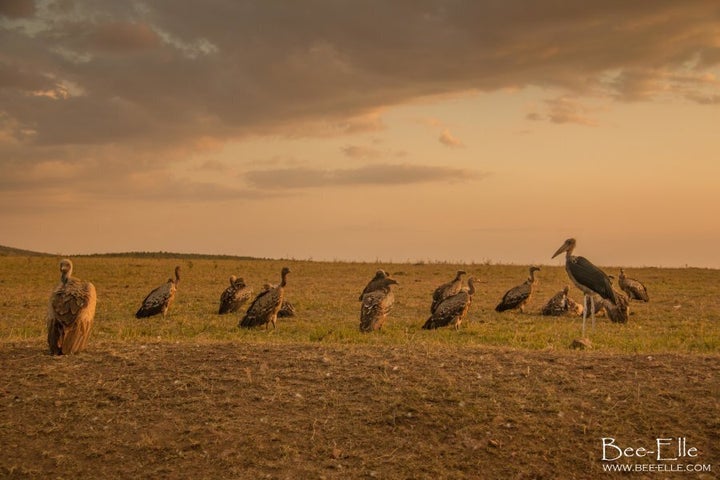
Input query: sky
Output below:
<box><xmin>1</xmin><ymin>0</ymin><xmax>719</xmax><ymax>268</ymax></box>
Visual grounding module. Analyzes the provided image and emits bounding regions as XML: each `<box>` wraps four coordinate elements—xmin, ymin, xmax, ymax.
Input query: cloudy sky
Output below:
<box><xmin>1</xmin><ymin>0</ymin><xmax>719</xmax><ymax>267</ymax></box>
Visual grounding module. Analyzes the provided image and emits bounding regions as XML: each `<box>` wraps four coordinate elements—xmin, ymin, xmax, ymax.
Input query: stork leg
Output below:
<box><xmin>590</xmin><ymin>296</ymin><xmax>596</xmax><ymax>332</ymax></box>
<box><xmin>581</xmin><ymin>294</ymin><xmax>588</xmax><ymax>338</ymax></box>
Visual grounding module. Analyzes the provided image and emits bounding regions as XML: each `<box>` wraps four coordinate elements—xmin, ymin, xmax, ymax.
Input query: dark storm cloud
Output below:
<box><xmin>1</xmin><ymin>0</ymin><xmax>718</xmax><ymax>191</ymax></box>
<box><xmin>244</xmin><ymin>164</ymin><xmax>488</xmax><ymax>189</ymax></box>
<box><xmin>0</xmin><ymin>0</ymin><xmax>35</xmax><ymax>18</ymax></box>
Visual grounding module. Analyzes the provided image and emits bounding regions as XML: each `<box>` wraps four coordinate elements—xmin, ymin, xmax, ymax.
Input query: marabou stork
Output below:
<box><xmin>552</xmin><ymin>238</ymin><xmax>616</xmax><ymax>337</ymax></box>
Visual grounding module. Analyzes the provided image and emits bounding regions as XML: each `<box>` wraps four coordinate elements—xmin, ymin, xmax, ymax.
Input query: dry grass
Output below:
<box><xmin>1</xmin><ymin>255</ymin><xmax>718</xmax><ymax>352</ymax></box>
<box><xmin>1</xmin><ymin>255</ymin><xmax>719</xmax><ymax>478</ymax></box>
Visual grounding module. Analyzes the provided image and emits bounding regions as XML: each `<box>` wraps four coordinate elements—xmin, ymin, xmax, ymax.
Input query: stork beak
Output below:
<box><xmin>551</xmin><ymin>242</ymin><xmax>567</xmax><ymax>259</ymax></box>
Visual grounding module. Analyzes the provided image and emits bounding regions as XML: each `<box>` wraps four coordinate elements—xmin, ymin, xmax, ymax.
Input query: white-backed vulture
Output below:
<box><xmin>619</xmin><ymin>268</ymin><xmax>649</xmax><ymax>302</ymax></box>
<box><xmin>423</xmin><ymin>277</ymin><xmax>476</xmax><ymax>330</ymax></box>
<box><xmin>239</xmin><ymin>267</ymin><xmax>290</xmax><ymax>329</ymax></box>
<box><xmin>218</xmin><ymin>275</ymin><xmax>253</xmax><ymax>314</ymax></box>
<box><xmin>47</xmin><ymin>259</ymin><xmax>97</xmax><ymax>355</ymax></box>
<box><xmin>358</xmin><ymin>270</ymin><xmax>390</xmax><ymax>301</ymax></box>
<box><xmin>136</xmin><ymin>266</ymin><xmax>180</xmax><ymax>319</ymax></box>
<box><xmin>359</xmin><ymin>277</ymin><xmax>398</xmax><ymax>332</ymax></box>
<box><xmin>430</xmin><ymin>270</ymin><xmax>466</xmax><ymax>313</ymax></box>
<box><xmin>495</xmin><ymin>266</ymin><xmax>541</xmax><ymax>313</ymax></box>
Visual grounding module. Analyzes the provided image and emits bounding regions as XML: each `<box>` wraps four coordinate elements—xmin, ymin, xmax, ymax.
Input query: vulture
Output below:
<box><xmin>359</xmin><ymin>277</ymin><xmax>398</xmax><ymax>332</ymax></box>
<box><xmin>358</xmin><ymin>270</ymin><xmax>390</xmax><ymax>301</ymax></box>
<box><xmin>541</xmin><ymin>286</ymin><xmax>584</xmax><ymax>317</ymax></box>
<box><xmin>541</xmin><ymin>286</ymin><xmax>571</xmax><ymax>316</ymax></box>
<box><xmin>618</xmin><ymin>268</ymin><xmax>649</xmax><ymax>302</ymax></box>
<box><xmin>599</xmin><ymin>275</ymin><xmax>630</xmax><ymax>323</ymax></box>
<box><xmin>495</xmin><ymin>266</ymin><xmax>541</xmax><ymax>313</ymax></box>
<box><xmin>239</xmin><ymin>267</ymin><xmax>290</xmax><ymax>329</ymax></box>
<box><xmin>423</xmin><ymin>277</ymin><xmax>477</xmax><ymax>330</ymax></box>
<box><xmin>552</xmin><ymin>238</ymin><xmax>617</xmax><ymax>336</ymax></box>
<box><xmin>47</xmin><ymin>259</ymin><xmax>97</xmax><ymax>355</ymax></box>
<box><xmin>430</xmin><ymin>270</ymin><xmax>466</xmax><ymax>313</ymax></box>
<box><xmin>218</xmin><ymin>275</ymin><xmax>253</xmax><ymax>314</ymax></box>
<box><xmin>136</xmin><ymin>266</ymin><xmax>181</xmax><ymax>319</ymax></box>
<box><xmin>257</xmin><ymin>282</ymin><xmax>296</xmax><ymax>318</ymax></box>
<box><xmin>277</xmin><ymin>300</ymin><xmax>296</xmax><ymax>318</ymax></box>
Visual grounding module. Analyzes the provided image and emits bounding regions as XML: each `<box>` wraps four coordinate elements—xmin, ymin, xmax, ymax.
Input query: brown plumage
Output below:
<box><xmin>136</xmin><ymin>266</ymin><xmax>180</xmax><ymax>319</ymax></box>
<box><xmin>604</xmin><ymin>276</ymin><xmax>630</xmax><ymax>323</ymax></box>
<box><xmin>359</xmin><ymin>277</ymin><xmax>398</xmax><ymax>332</ymax></box>
<box><xmin>239</xmin><ymin>267</ymin><xmax>290</xmax><ymax>329</ymax></box>
<box><xmin>277</xmin><ymin>300</ymin><xmax>296</xmax><ymax>318</ymax></box>
<box><xmin>566</xmin><ymin>296</ymin><xmax>584</xmax><ymax>316</ymax></box>
<box><xmin>495</xmin><ymin>266</ymin><xmax>541</xmax><ymax>313</ymax></box>
<box><xmin>619</xmin><ymin>268</ymin><xmax>649</xmax><ymax>302</ymax></box>
<box><xmin>423</xmin><ymin>277</ymin><xmax>476</xmax><ymax>330</ymax></box>
<box><xmin>358</xmin><ymin>270</ymin><xmax>390</xmax><ymax>301</ymax></box>
<box><xmin>218</xmin><ymin>275</ymin><xmax>253</xmax><ymax>314</ymax></box>
<box><xmin>541</xmin><ymin>286</ymin><xmax>584</xmax><ymax>317</ymax></box>
<box><xmin>541</xmin><ymin>286</ymin><xmax>570</xmax><ymax>316</ymax></box>
<box><xmin>47</xmin><ymin>259</ymin><xmax>97</xmax><ymax>355</ymax></box>
<box><xmin>430</xmin><ymin>270</ymin><xmax>466</xmax><ymax>313</ymax></box>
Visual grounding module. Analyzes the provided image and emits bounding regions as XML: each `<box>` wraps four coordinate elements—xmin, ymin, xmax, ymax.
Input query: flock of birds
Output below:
<box><xmin>46</xmin><ymin>238</ymin><xmax>649</xmax><ymax>355</ymax></box>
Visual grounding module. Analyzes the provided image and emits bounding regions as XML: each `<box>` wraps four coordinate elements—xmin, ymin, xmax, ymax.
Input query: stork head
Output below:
<box><xmin>59</xmin><ymin>259</ymin><xmax>73</xmax><ymax>283</ymax></box>
<box><xmin>552</xmin><ymin>238</ymin><xmax>576</xmax><ymax>259</ymax></box>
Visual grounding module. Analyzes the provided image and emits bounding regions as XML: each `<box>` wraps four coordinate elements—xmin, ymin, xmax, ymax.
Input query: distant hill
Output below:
<box><xmin>0</xmin><ymin>244</ymin><xmax>52</xmax><ymax>257</ymax></box>
<box><xmin>84</xmin><ymin>251</ymin><xmax>260</xmax><ymax>261</ymax></box>
<box><xmin>0</xmin><ymin>245</ymin><xmax>258</xmax><ymax>261</ymax></box>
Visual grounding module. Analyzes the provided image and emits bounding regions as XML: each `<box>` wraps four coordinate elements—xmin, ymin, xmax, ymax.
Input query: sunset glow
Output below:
<box><xmin>1</xmin><ymin>1</ymin><xmax>719</xmax><ymax>267</ymax></box>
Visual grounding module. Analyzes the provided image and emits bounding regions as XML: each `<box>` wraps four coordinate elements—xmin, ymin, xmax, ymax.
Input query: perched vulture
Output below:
<box><xmin>136</xmin><ymin>266</ymin><xmax>181</xmax><ymax>319</ymax></box>
<box><xmin>218</xmin><ymin>275</ymin><xmax>253</xmax><ymax>314</ymax></box>
<box><xmin>430</xmin><ymin>270</ymin><xmax>466</xmax><ymax>313</ymax></box>
<box><xmin>423</xmin><ymin>277</ymin><xmax>477</xmax><ymax>330</ymax></box>
<box><xmin>495</xmin><ymin>266</ymin><xmax>541</xmax><ymax>313</ymax></box>
<box><xmin>618</xmin><ymin>268</ymin><xmax>649</xmax><ymax>302</ymax></box>
<box><xmin>359</xmin><ymin>277</ymin><xmax>398</xmax><ymax>332</ymax></box>
<box><xmin>358</xmin><ymin>270</ymin><xmax>390</xmax><ymax>301</ymax></box>
<box><xmin>47</xmin><ymin>259</ymin><xmax>97</xmax><ymax>355</ymax></box>
<box><xmin>239</xmin><ymin>267</ymin><xmax>290</xmax><ymax>329</ymax></box>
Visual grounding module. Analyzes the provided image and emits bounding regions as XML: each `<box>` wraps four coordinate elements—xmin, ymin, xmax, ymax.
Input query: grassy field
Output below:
<box><xmin>1</xmin><ymin>255</ymin><xmax>718</xmax><ymax>353</ymax></box>
<box><xmin>1</xmin><ymin>254</ymin><xmax>718</xmax><ymax>479</ymax></box>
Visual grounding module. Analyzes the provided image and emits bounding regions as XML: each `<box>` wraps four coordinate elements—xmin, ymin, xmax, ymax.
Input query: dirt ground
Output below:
<box><xmin>1</xmin><ymin>341</ymin><xmax>718</xmax><ymax>479</ymax></box>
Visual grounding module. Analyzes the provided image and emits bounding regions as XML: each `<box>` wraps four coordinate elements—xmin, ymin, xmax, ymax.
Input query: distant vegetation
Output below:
<box><xmin>0</xmin><ymin>244</ymin><xmax>52</xmax><ymax>257</ymax></box>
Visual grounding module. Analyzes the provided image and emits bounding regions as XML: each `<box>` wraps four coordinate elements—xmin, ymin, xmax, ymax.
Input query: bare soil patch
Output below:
<box><xmin>1</xmin><ymin>342</ymin><xmax>718</xmax><ymax>479</ymax></box>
